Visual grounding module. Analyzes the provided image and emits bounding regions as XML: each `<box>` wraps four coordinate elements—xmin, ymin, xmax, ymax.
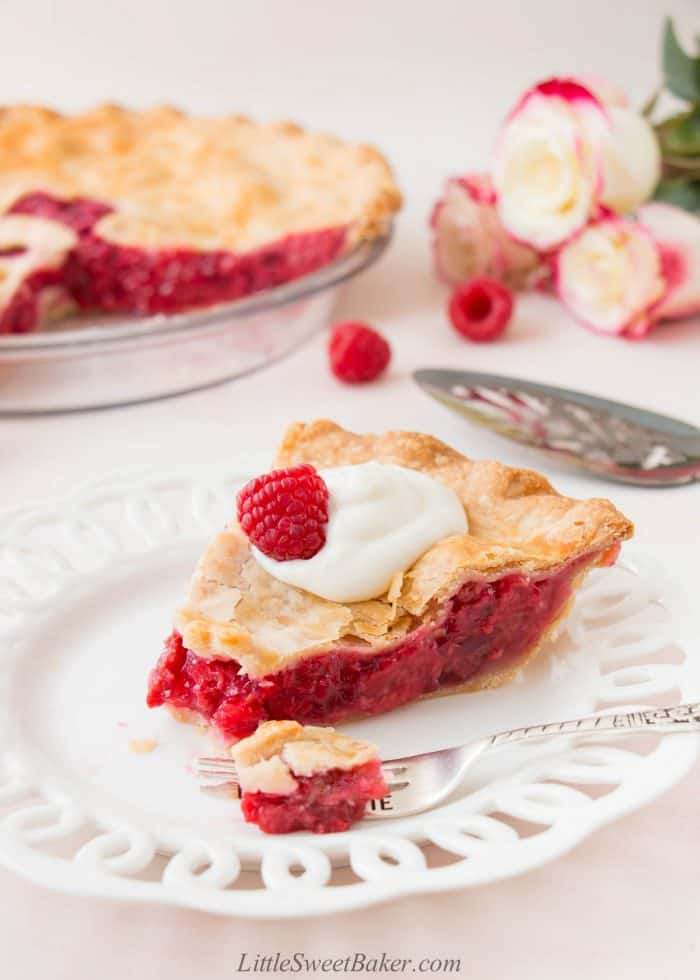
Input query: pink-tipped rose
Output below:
<box><xmin>431</xmin><ymin>174</ymin><xmax>548</xmax><ymax>289</ymax></box>
<box><xmin>493</xmin><ymin>79</ymin><xmax>608</xmax><ymax>251</ymax></box>
<box><xmin>578</xmin><ymin>76</ymin><xmax>630</xmax><ymax>109</ymax></box>
<box><xmin>637</xmin><ymin>203</ymin><xmax>700</xmax><ymax>320</ymax></box>
<box><xmin>492</xmin><ymin>78</ymin><xmax>660</xmax><ymax>251</ymax></box>
<box><xmin>555</xmin><ymin>216</ymin><xmax>666</xmax><ymax>338</ymax></box>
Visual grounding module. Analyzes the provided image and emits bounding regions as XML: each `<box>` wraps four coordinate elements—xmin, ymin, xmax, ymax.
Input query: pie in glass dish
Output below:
<box><xmin>0</xmin><ymin>105</ymin><xmax>401</xmax><ymax>333</ymax></box>
<box><xmin>147</xmin><ymin>420</ymin><xmax>633</xmax><ymax>743</ymax></box>
<box><xmin>232</xmin><ymin>721</ymin><xmax>387</xmax><ymax>834</ymax></box>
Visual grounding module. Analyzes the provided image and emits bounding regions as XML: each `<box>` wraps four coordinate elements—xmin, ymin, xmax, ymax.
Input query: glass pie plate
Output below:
<box><xmin>0</xmin><ymin>232</ymin><xmax>390</xmax><ymax>415</ymax></box>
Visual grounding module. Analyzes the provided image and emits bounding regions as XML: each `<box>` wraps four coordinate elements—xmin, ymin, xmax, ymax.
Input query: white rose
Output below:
<box><xmin>555</xmin><ymin>216</ymin><xmax>666</xmax><ymax>337</ymax></box>
<box><xmin>599</xmin><ymin>106</ymin><xmax>661</xmax><ymax>214</ymax></box>
<box><xmin>493</xmin><ymin>79</ymin><xmax>608</xmax><ymax>251</ymax></box>
<box><xmin>431</xmin><ymin>174</ymin><xmax>548</xmax><ymax>289</ymax></box>
<box><xmin>579</xmin><ymin>76</ymin><xmax>661</xmax><ymax>212</ymax></box>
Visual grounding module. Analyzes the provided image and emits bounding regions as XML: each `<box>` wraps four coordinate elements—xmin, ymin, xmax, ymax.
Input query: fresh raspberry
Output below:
<box><xmin>448</xmin><ymin>278</ymin><xmax>514</xmax><ymax>342</ymax></box>
<box><xmin>236</xmin><ymin>464</ymin><xmax>330</xmax><ymax>561</ymax></box>
<box><xmin>328</xmin><ymin>321</ymin><xmax>391</xmax><ymax>383</ymax></box>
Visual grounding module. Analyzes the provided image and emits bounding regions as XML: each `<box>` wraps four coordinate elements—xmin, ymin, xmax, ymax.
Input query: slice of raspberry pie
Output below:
<box><xmin>233</xmin><ymin>721</ymin><xmax>387</xmax><ymax>834</ymax></box>
<box><xmin>0</xmin><ymin>105</ymin><xmax>401</xmax><ymax>333</ymax></box>
<box><xmin>147</xmin><ymin>420</ymin><xmax>633</xmax><ymax>743</ymax></box>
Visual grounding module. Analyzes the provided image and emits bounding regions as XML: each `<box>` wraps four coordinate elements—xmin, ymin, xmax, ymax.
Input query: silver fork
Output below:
<box><xmin>193</xmin><ymin>702</ymin><xmax>700</xmax><ymax>819</ymax></box>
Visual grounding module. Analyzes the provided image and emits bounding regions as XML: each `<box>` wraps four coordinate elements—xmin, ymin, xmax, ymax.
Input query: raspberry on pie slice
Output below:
<box><xmin>232</xmin><ymin>721</ymin><xmax>387</xmax><ymax>834</ymax></box>
<box><xmin>0</xmin><ymin>106</ymin><xmax>401</xmax><ymax>333</ymax></box>
<box><xmin>147</xmin><ymin>420</ymin><xmax>633</xmax><ymax>744</ymax></box>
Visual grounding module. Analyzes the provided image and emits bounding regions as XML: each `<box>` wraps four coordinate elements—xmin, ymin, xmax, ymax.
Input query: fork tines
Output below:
<box><xmin>193</xmin><ymin>756</ymin><xmax>409</xmax><ymax>791</ymax></box>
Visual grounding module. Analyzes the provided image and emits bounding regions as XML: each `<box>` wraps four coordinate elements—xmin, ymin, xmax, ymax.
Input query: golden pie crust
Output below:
<box><xmin>0</xmin><ymin>105</ymin><xmax>401</xmax><ymax>251</ymax></box>
<box><xmin>175</xmin><ymin>420</ymin><xmax>633</xmax><ymax>679</ymax></box>
<box><xmin>232</xmin><ymin>720</ymin><xmax>379</xmax><ymax>795</ymax></box>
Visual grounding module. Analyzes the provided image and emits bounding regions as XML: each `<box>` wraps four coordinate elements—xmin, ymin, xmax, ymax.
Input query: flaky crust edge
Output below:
<box><xmin>0</xmin><ymin>104</ymin><xmax>402</xmax><ymax>249</ymax></box>
<box><xmin>174</xmin><ymin>420</ymin><xmax>633</xmax><ymax>679</ymax></box>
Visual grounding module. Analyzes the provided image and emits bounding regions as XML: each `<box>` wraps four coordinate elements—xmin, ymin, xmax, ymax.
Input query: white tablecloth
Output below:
<box><xmin>1</xmin><ymin>1</ymin><xmax>699</xmax><ymax>975</ymax></box>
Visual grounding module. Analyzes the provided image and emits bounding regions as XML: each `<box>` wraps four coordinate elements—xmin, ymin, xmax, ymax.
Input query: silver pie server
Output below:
<box><xmin>414</xmin><ymin>369</ymin><xmax>700</xmax><ymax>487</ymax></box>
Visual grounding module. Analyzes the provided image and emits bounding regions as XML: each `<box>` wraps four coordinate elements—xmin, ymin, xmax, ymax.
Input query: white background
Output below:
<box><xmin>2</xmin><ymin>0</ymin><xmax>700</xmax><ymax>976</ymax></box>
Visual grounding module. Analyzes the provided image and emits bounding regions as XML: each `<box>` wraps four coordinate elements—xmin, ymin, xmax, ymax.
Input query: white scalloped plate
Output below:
<box><xmin>0</xmin><ymin>464</ymin><xmax>697</xmax><ymax>918</ymax></box>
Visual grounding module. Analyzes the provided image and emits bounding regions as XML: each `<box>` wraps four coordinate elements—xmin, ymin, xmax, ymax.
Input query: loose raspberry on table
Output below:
<box><xmin>328</xmin><ymin>321</ymin><xmax>391</xmax><ymax>383</ymax></box>
<box><xmin>236</xmin><ymin>464</ymin><xmax>330</xmax><ymax>561</ymax></box>
<box><xmin>448</xmin><ymin>278</ymin><xmax>514</xmax><ymax>342</ymax></box>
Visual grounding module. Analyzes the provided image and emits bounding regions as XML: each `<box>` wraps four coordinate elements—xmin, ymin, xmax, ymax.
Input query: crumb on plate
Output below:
<box><xmin>128</xmin><ymin>737</ymin><xmax>158</xmax><ymax>754</ymax></box>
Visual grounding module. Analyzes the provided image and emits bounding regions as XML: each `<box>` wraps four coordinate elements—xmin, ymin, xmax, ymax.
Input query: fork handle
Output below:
<box><xmin>194</xmin><ymin>703</ymin><xmax>700</xmax><ymax>781</ymax></box>
<box><xmin>488</xmin><ymin>702</ymin><xmax>700</xmax><ymax>749</ymax></box>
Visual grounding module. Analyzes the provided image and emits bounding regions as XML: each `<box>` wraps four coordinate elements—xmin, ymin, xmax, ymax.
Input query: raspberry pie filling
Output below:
<box><xmin>148</xmin><ymin>549</ymin><xmax>612</xmax><ymax>742</ymax></box>
<box><xmin>0</xmin><ymin>106</ymin><xmax>401</xmax><ymax>333</ymax></box>
<box><xmin>147</xmin><ymin>421</ymin><xmax>634</xmax><ymax>744</ymax></box>
<box><xmin>232</xmin><ymin>721</ymin><xmax>387</xmax><ymax>834</ymax></box>
<box><xmin>6</xmin><ymin>191</ymin><xmax>347</xmax><ymax>325</ymax></box>
<box><xmin>0</xmin><ymin>213</ymin><xmax>78</xmax><ymax>334</ymax></box>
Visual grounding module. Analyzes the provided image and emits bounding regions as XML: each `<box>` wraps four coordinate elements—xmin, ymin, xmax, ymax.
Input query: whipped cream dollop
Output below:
<box><xmin>252</xmin><ymin>462</ymin><xmax>468</xmax><ymax>603</ymax></box>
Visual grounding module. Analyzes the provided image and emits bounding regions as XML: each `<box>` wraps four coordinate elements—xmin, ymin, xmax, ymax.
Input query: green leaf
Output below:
<box><xmin>653</xmin><ymin>177</ymin><xmax>700</xmax><ymax>212</ymax></box>
<box><xmin>656</xmin><ymin>109</ymin><xmax>700</xmax><ymax>156</ymax></box>
<box><xmin>663</xmin><ymin>18</ymin><xmax>700</xmax><ymax>103</ymax></box>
